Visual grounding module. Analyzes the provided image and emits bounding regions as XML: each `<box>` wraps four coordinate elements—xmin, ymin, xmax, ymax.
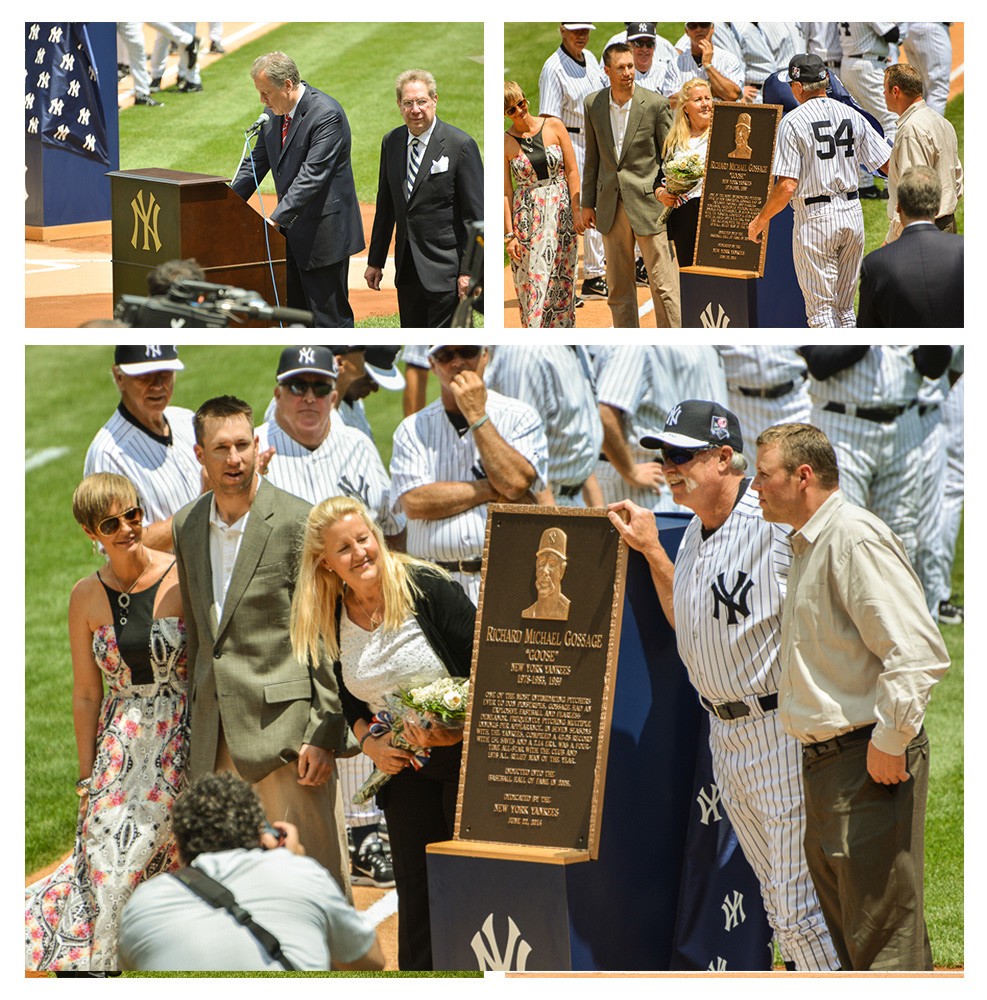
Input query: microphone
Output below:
<box><xmin>246</xmin><ymin>112</ymin><xmax>270</xmax><ymax>134</ymax></box>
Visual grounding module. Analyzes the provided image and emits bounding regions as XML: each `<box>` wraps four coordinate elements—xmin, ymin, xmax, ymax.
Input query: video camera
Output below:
<box><xmin>114</xmin><ymin>279</ymin><xmax>313</xmax><ymax>328</ymax></box>
<box><xmin>451</xmin><ymin>221</ymin><xmax>483</xmax><ymax>328</ymax></box>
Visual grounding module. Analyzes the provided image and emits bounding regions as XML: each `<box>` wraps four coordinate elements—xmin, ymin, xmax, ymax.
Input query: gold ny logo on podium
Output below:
<box><xmin>130</xmin><ymin>189</ymin><xmax>162</xmax><ymax>252</ymax></box>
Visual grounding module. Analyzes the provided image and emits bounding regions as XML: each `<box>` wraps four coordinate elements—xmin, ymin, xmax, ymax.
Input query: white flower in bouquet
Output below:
<box><xmin>659</xmin><ymin>149</ymin><xmax>706</xmax><ymax>225</ymax></box>
<box><xmin>400</xmin><ymin>676</ymin><xmax>470</xmax><ymax>723</ymax></box>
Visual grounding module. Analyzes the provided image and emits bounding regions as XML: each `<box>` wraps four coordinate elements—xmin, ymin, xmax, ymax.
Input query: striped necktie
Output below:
<box><xmin>281</xmin><ymin>114</ymin><xmax>291</xmax><ymax>146</ymax></box>
<box><xmin>406</xmin><ymin>137</ymin><xmax>423</xmax><ymax>200</ymax></box>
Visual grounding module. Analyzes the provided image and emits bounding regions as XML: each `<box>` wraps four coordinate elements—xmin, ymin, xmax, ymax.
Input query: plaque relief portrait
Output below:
<box><xmin>521</xmin><ymin>527</ymin><xmax>570</xmax><ymax>620</ymax></box>
<box><xmin>728</xmin><ymin>112</ymin><xmax>753</xmax><ymax>159</ymax></box>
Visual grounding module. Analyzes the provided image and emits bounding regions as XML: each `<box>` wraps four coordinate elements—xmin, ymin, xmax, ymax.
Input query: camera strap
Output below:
<box><xmin>171</xmin><ymin>865</ymin><xmax>298</xmax><ymax>972</ymax></box>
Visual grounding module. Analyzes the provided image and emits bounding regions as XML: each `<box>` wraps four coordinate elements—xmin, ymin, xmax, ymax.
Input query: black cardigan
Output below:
<box><xmin>332</xmin><ymin>564</ymin><xmax>477</xmax><ymax>730</ymax></box>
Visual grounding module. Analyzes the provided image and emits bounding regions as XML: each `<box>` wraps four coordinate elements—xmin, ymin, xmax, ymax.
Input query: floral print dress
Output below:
<box><xmin>509</xmin><ymin>122</ymin><xmax>578</xmax><ymax>327</ymax></box>
<box><xmin>25</xmin><ymin>617</ymin><xmax>188</xmax><ymax>972</ymax></box>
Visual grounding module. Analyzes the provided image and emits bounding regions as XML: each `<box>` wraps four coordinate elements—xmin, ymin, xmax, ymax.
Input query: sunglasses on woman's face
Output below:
<box><xmin>96</xmin><ymin>506</ymin><xmax>144</xmax><ymax>536</ymax></box>
<box><xmin>505</xmin><ymin>98</ymin><xmax>528</xmax><ymax>116</ymax></box>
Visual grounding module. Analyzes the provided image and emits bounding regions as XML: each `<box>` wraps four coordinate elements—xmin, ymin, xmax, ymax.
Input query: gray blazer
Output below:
<box><xmin>582</xmin><ymin>84</ymin><xmax>673</xmax><ymax>237</ymax></box>
<box><xmin>172</xmin><ymin>477</ymin><xmax>346</xmax><ymax>783</ymax></box>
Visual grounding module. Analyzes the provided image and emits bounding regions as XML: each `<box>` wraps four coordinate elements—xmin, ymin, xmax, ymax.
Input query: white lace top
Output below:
<box><xmin>339</xmin><ymin>609</ymin><xmax>448</xmax><ymax>714</ymax></box>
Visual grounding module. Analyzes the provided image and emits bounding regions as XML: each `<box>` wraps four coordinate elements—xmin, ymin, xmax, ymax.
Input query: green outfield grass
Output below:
<box><xmin>25</xmin><ymin>346</ymin><xmax>963</xmax><ymax>970</ymax></box>
<box><xmin>120</xmin><ymin>22</ymin><xmax>483</xmax><ymax>204</ymax></box>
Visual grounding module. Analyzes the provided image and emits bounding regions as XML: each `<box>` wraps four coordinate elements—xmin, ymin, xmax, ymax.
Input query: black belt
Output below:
<box><xmin>557</xmin><ymin>482</ymin><xmax>584</xmax><ymax>498</ymax></box>
<box><xmin>701</xmin><ymin>693</ymin><xmax>778</xmax><ymax>721</ymax></box>
<box><xmin>802</xmin><ymin>724</ymin><xmax>875</xmax><ymax>759</ymax></box>
<box><xmin>804</xmin><ymin>190</ymin><xmax>859</xmax><ymax>206</ymax></box>
<box><xmin>936</xmin><ymin>213</ymin><xmax>955</xmax><ymax>230</ymax></box>
<box><xmin>822</xmin><ymin>399</ymin><xmax>917</xmax><ymax>423</ymax></box>
<box><xmin>566</xmin><ymin>126</ymin><xmax>581</xmax><ymax>134</ymax></box>
<box><xmin>825</xmin><ymin>59</ymin><xmax>842</xmax><ymax>68</ymax></box>
<box><xmin>736</xmin><ymin>373</ymin><xmax>806</xmax><ymax>400</ymax></box>
<box><xmin>436</xmin><ymin>558</ymin><xmax>483</xmax><ymax>574</ymax></box>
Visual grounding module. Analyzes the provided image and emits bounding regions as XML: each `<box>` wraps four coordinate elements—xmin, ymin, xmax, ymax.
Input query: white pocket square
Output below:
<box><xmin>430</xmin><ymin>156</ymin><xmax>449</xmax><ymax>174</ymax></box>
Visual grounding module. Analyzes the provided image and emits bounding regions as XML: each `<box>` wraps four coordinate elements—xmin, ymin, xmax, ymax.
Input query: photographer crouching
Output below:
<box><xmin>117</xmin><ymin>772</ymin><xmax>384</xmax><ymax>972</ymax></box>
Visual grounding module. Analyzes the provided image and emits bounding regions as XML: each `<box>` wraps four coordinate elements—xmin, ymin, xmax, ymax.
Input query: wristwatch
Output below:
<box><xmin>75</xmin><ymin>777</ymin><xmax>92</xmax><ymax>797</ymax></box>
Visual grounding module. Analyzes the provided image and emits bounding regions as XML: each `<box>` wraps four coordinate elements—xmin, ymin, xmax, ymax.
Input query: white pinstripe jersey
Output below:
<box><xmin>603</xmin><ymin>30</ymin><xmax>678</xmax><ymax>93</ymax></box>
<box><xmin>389</xmin><ymin>390</ymin><xmax>548</xmax><ymax>563</ymax></box>
<box><xmin>674</xmin><ymin>29</ymin><xmax>743</xmax><ymax>63</ymax></box>
<box><xmin>484</xmin><ymin>345</ymin><xmax>603</xmax><ymax>490</ymax></box>
<box><xmin>399</xmin><ymin>344</ymin><xmax>431</xmax><ymax>369</ymax></box>
<box><xmin>673</xmin><ymin>483</ymin><xmax>792</xmax><ymax>703</ymax></box>
<box><xmin>727</xmin><ymin>23</ymin><xmax>776</xmax><ymax>85</ymax></box>
<box><xmin>801</xmin><ymin>22</ymin><xmax>842</xmax><ymax>62</ymax></box>
<box><xmin>334</xmin><ymin>399</ymin><xmax>375</xmax><ymax>441</ymax></box>
<box><xmin>838</xmin><ymin>22</ymin><xmax>896</xmax><ymax>59</ymax></box>
<box><xmin>538</xmin><ymin>45</ymin><xmax>605</xmax><ymax>130</ymax></box>
<box><xmin>84</xmin><ymin>404</ymin><xmax>201</xmax><ymax>525</ymax></box>
<box><xmin>757</xmin><ymin>22</ymin><xmax>803</xmax><ymax>69</ymax></box>
<box><xmin>804</xmin><ymin>346</ymin><xmax>923</xmax><ymax>408</ymax></box>
<box><xmin>661</xmin><ymin>46</ymin><xmax>744</xmax><ymax>98</ymax></box>
<box><xmin>715</xmin><ymin>346</ymin><xmax>807</xmax><ymax>390</ymax></box>
<box><xmin>256</xmin><ymin>417</ymin><xmax>406</xmax><ymax>537</ymax></box>
<box><xmin>772</xmin><ymin>96</ymin><xmax>890</xmax><ymax>198</ymax></box>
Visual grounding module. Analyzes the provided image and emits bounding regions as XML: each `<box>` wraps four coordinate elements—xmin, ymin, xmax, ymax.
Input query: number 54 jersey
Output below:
<box><xmin>771</xmin><ymin>95</ymin><xmax>891</xmax><ymax>199</ymax></box>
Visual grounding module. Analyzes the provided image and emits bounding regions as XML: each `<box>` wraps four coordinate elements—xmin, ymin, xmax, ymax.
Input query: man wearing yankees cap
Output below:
<box><xmin>608</xmin><ymin>399</ymin><xmax>838</xmax><ymax>972</ymax></box>
<box><xmin>85</xmin><ymin>345</ymin><xmax>202</xmax><ymax>552</ymax></box>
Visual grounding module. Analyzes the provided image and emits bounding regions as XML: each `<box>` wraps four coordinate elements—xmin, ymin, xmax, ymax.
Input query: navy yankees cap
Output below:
<box><xmin>626</xmin><ymin>22</ymin><xmax>657</xmax><ymax>40</ymax></box>
<box><xmin>640</xmin><ymin>400</ymin><xmax>744</xmax><ymax>454</ymax></box>
<box><xmin>276</xmin><ymin>346</ymin><xmax>338</xmax><ymax>381</ymax></box>
<box><xmin>788</xmin><ymin>53</ymin><xmax>827</xmax><ymax>85</ymax></box>
<box><xmin>115</xmin><ymin>345</ymin><xmax>183</xmax><ymax>375</ymax></box>
<box><xmin>364</xmin><ymin>346</ymin><xmax>405</xmax><ymax>391</ymax></box>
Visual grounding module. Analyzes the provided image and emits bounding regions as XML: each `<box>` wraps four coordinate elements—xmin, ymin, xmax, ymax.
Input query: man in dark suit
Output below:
<box><xmin>581</xmin><ymin>43</ymin><xmax>678</xmax><ymax>327</ymax></box>
<box><xmin>857</xmin><ymin>165</ymin><xmax>964</xmax><ymax>327</ymax></box>
<box><xmin>231</xmin><ymin>52</ymin><xmax>364</xmax><ymax>327</ymax></box>
<box><xmin>172</xmin><ymin>395</ymin><xmax>352</xmax><ymax>899</ymax></box>
<box><xmin>364</xmin><ymin>69</ymin><xmax>483</xmax><ymax>327</ymax></box>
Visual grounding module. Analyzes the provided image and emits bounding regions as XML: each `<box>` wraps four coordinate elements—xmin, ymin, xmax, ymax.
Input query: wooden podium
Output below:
<box><xmin>107</xmin><ymin>168</ymin><xmax>286</xmax><ymax>326</ymax></box>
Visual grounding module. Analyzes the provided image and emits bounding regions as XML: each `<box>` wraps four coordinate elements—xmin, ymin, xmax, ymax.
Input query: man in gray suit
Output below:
<box><xmin>172</xmin><ymin>395</ymin><xmax>351</xmax><ymax>899</ymax></box>
<box><xmin>581</xmin><ymin>42</ymin><xmax>679</xmax><ymax>327</ymax></box>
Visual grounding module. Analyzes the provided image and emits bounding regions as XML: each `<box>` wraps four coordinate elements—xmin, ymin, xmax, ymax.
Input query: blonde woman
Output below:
<box><xmin>657</xmin><ymin>78</ymin><xmax>713</xmax><ymax>267</ymax></box>
<box><xmin>504</xmin><ymin>81</ymin><xmax>584</xmax><ymax>327</ymax></box>
<box><xmin>290</xmin><ymin>497</ymin><xmax>475</xmax><ymax>971</ymax></box>
<box><xmin>26</xmin><ymin>474</ymin><xmax>186</xmax><ymax>974</ymax></box>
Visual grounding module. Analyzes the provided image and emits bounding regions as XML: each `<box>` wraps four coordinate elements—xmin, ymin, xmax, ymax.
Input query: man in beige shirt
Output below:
<box><xmin>883</xmin><ymin>63</ymin><xmax>962</xmax><ymax>242</ymax></box>
<box><xmin>752</xmin><ymin>421</ymin><xmax>949</xmax><ymax>972</ymax></box>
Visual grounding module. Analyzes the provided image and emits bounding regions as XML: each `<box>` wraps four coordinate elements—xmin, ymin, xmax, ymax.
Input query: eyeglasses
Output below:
<box><xmin>401</xmin><ymin>98</ymin><xmax>433</xmax><ymax>110</ymax></box>
<box><xmin>659</xmin><ymin>447</ymin><xmax>711</xmax><ymax>466</ymax></box>
<box><xmin>96</xmin><ymin>506</ymin><xmax>144</xmax><ymax>537</ymax></box>
<box><xmin>505</xmin><ymin>97</ymin><xmax>528</xmax><ymax>116</ymax></box>
<box><xmin>432</xmin><ymin>346</ymin><xmax>482</xmax><ymax>365</ymax></box>
<box><xmin>686</xmin><ymin>23</ymin><xmax>712</xmax><ymax>30</ymax></box>
<box><xmin>631</xmin><ymin>39</ymin><xmax>655</xmax><ymax>48</ymax></box>
<box><xmin>283</xmin><ymin>381</ymin><xmax>334</xmax><ymax>397</ymax></box>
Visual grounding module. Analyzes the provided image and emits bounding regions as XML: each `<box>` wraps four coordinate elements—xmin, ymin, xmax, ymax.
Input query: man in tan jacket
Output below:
<box><xmin>581</xmin><ymin>42</ymin><xmax>678</xmax><ymax>327</ymax></box>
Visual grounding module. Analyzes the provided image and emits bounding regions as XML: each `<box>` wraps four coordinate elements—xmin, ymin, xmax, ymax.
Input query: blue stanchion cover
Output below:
<box><xmin>26</xmin><ymin>22</ymin><xmax>109</xmax><ymax>165</ymax></box>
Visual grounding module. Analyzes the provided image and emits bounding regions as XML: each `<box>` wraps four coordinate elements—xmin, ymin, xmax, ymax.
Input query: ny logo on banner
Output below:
<box><xmin>696</xmin><ymin>784</ymin><xmax>723</xmax><ymax>825</ymax></box>
<box><xmin>707</xmin><ymin>957</ymin><xmax>728</xmax><ymax>971</ymax></box>
<box><xmin>711</xmin><ymin>572</ymin><xmax>754</xmax><ymax>625</ymax></box>
<box><xmin>470</xmin><ymin>914</ymin><xmax>532</xmax><ymax>971</ymax></box>
<box><xmin>700</xmin><ymin>302</ymin><xmax>731</xmax><ymax>328</ymax></box>
<box><xmin>721</xmin><ymin>891</ymin><xmax>746</xmax><ymax>932</ymax></box>
<box><xmin>131</xmin><ymin>189</ymin><xmax>162</xmax><ymax>252</ymax></box>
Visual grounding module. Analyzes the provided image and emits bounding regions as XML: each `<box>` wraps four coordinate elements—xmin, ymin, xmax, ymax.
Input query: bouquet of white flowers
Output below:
<box><xmin>659</xmin><ymin>150</ymin><xmax>706</xmax><ymax>225</ymax></box>
<box><xmin>352</xmin><ymin>677</ymin><xmax>470</xmax><ymax>805</ymax></box>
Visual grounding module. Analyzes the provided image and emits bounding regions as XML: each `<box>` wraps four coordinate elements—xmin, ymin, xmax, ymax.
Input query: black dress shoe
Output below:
<box><xmin>134</xmin><ymin>93</ymin><xmax>164</xmax><ymax>107</ymax></box>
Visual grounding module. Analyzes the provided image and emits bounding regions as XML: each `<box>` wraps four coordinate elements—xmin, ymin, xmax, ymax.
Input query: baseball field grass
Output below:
<box><xmin>24</xmin><ymin>345</ymin><xmax>964</xmax><ymax>971</ymax></box>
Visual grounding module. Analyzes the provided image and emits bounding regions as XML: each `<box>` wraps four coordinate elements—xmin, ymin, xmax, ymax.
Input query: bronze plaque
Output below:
<box><xmin>455</xmin><ymin>506</ymin><xmax>627</xmax><ymax>858</ymax></box>
<box><xmin>688</xmin><ymin>102</ymin><xmax>782</xmax><ymax>278</ymax></box>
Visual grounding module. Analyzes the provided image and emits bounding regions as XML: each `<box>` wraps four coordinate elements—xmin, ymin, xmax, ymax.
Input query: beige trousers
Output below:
<box><xmin>215</xmin><ymin>724</ymin><xmax>353</xmax><ymax>903</ymax></box>
<box><xmin>602</xmin><ymin>196</ymin><xmax>681</xmax><ymax>327</ymax></box>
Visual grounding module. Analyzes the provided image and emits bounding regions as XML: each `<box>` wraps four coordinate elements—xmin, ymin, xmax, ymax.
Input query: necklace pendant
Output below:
<box><xmin>119</xmin><ymin>616</ymin><xmax>128</xmax><ymax>626</ymax></box>
<box><xmin>118</xmin><ymin>594</ymin><xmax>130</xmax><ymax>611</ymax></box>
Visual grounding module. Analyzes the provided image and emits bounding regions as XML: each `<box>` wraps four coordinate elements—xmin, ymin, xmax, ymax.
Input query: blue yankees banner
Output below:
<box><xmin>26</xmin><ymin>22</ymin><xmax>109</xmax><ymax>165</ymax></box>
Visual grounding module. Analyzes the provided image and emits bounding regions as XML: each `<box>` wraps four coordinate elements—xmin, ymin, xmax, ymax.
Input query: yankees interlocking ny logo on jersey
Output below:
<box><xmin>338</xmin><ymin>473</ymin><xmax>371</xmax><ymax>507</ymax></box>
<box><xmin>710</xmin><ymin>571</ymin><xmax>754</xmax><ymax>624</ymax></box>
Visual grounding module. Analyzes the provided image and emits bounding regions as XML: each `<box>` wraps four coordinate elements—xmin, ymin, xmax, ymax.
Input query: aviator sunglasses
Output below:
<box><xmin>96</xmin><ymin>506</ymin><xmax>144</xmax><ymax>537</ymax></box>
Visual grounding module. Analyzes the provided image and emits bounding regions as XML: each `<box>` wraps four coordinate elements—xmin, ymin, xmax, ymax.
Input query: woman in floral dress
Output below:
<box><xmin>504</xmin><ymin>81</ymin><xmax>585</xmax><ymax>326</ymax></box>
<box><xmin>26</xmin><ymin>474</ymin><xmax>187</xmax><ymax>974</ymax></box>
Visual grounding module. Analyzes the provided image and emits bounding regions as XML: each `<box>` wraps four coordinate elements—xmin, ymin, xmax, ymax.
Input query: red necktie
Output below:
<box><xmin>281</xmin><ymin>114</ymin><xmax>291</xmax><ymax>146</ymax></box>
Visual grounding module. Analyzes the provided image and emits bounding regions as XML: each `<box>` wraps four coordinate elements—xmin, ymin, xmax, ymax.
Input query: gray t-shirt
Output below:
<box><xmin>118</xmin><ymin>848</ymin><xmax>376</xmax><ymax>971</ymax></box>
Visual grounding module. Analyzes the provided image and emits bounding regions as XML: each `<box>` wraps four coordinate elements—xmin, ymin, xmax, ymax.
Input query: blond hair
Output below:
<box><xmin>756</xmin><ymin>423</ymin><xmax>840</xmax><ymax>490</ymax></box>
<box><xmin>504</xmin><ymin>80</ymin><xmax>524</xmax><ymax>112</ymax></box>
<box><xmin>289</xmin><ymin>496</ymin><xmax>448</xmax><ymax>664</ymax></box>
<box><xmin>663</xmin><ymin>78</ymin><xmax>711</xmax><ymax>158</ymax></box>
<box><xmin>72</xmin><ymin>473</ymin><xmax>141</xmax><ymax>533</ymax></box>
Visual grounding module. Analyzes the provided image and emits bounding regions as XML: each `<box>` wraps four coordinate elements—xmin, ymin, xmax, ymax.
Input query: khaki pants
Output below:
<box><xmin>215</xmin><ymin>725</ymin><xmax>352</xmax><ymax>903</ymax></box>
<box><xmin>602</xmin><ymin>196</ymin><xmax>681</xmax><ymax>327</ymax></box>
